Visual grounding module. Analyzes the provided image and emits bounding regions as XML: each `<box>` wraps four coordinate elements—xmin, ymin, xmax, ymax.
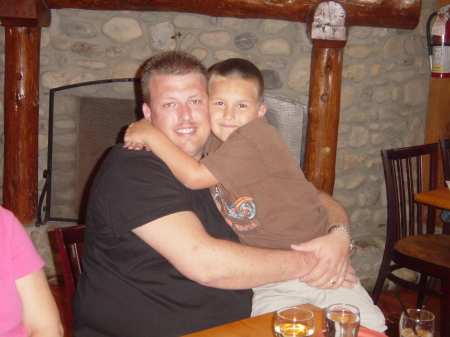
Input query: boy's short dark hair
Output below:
<box><xmin>141</xmin><ymin>51</ymin><xmax>207</xmax><ymax>104</ymax></box>
<box><xmin>208</xmin><ymin>58</ymin><xmax>265</xmax><ymax>104</ymax></box>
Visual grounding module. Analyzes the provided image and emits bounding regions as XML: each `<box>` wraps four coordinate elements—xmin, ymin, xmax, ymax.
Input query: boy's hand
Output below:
<box><xmin>123</xmin><ymin>141</ymin><xmax>147</xmax><ymax>151</ymax></box>
<box><xmin>123</xmin><ymin>120</ymin><xmax>154</xmax><ymax>151</ymax></box>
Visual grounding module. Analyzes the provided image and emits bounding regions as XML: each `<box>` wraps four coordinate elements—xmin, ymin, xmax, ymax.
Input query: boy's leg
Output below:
<box><xmin>312</xmin><ymin>283</ymin><xmax>387</xmax><ymax>333</ymax></box>
<box><xmin>251</xmin><ymin>280</ymin><xmax>314</xmax><ymax>317</ymax></box>
<box><xmin>252</xmin><ymin>281</ymin><xmax>387</xmax><ymax>333</ymax></box>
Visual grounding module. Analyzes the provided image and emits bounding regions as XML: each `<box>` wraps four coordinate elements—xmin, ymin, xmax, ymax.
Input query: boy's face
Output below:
<box><xmin>208</xmin><ymin>75</ymin><xmax>267</xmax><ymax>142</ymax></box>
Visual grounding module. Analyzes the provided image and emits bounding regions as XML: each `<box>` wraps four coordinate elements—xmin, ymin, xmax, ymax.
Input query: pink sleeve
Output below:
<box><xmin>2</xmin><ymin>206</ymin><xmax>44</xmax><ymax>280</ymax></box>
<box><xmin>0</xmin><ymin>206</ymin><xmax>44</xmax><ymax>336</ymax></box>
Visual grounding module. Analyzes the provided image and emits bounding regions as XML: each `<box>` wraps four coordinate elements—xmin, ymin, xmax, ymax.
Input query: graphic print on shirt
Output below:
<box><xmin>211</xmin><ymin>184</ymin><xmax>261</xmax><ymax>232</ymax></box>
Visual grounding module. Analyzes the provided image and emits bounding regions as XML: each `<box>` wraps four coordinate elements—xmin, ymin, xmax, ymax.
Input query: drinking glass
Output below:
<box><xmin>274</xmin><ymin>306</ymin><xmax>315</xmax><ymax>337</ymax></box>
<box><xmin>399</xmin><ymin>309</ymin><xmax>435</xmax><ymax>337</ymax></box>
<box><xmin>326</xmin><ymin>303</ymin><xmax>360</xmax><ymax>337</ymax></box>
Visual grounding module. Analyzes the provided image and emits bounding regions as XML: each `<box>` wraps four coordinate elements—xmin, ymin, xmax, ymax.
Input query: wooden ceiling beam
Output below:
<box><xmin>0</xmin><ymin>0</ymin><xmax>50</xmax><ymax>27</ymax></box>
<box><xmin>42</xmin><ymin>0</ymin><xmax>420</xmax><ymax>29</ymax></box>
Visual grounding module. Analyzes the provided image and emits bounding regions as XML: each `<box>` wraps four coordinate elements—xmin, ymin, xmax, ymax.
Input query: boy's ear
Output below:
<box><xmin>258</xmin><ymin>104</ymin><xmax>267</xmax><ymax>117</ymax></box>
<box><xmin>142</xmin><ymin>103</ymin><xmax>152</xmax><ymax>121</ymax></box>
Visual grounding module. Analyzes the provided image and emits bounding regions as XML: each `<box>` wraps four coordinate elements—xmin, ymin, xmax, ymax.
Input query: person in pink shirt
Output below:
<box><xmin>0</xmin><ymin>205</ymin><xmax>64</xmax><ymax>337</ymax></box>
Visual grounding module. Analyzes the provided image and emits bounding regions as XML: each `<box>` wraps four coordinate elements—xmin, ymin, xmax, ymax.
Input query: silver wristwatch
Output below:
<box><xmin>327</xmin><ymin>225</ymin><xmax>355</xmax><ymax>251</ymax></box>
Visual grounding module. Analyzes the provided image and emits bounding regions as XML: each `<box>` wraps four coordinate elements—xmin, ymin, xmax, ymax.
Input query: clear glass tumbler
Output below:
<box><xmin>325</xmin><ymin>303</ymin><xmax>360</xmax><ymax>337</ymax></box>
<box><xmin>274</xmin><ymin>306</ymin><xmax>315</xmax><ymax>337</ymax></box>
<box><xmin>399</xmin><ymin>309</ymin><xmax>435</xmax><ymax>337</ymax></box>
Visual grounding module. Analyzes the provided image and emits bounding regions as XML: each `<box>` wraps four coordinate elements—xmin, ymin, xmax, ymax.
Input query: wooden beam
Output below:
<box><xmin>304</xmin><ymin>47</ymin><xmax>344</xmax><ymax>194</ymax></box>
<box><xmin>303</xmin><ymin>1</ymin><xmax>347</xmax><ymax>194</ymax></box>
<box><xmin>425</xmin><ymin>0</ymin><xmax>450</xmax><ymax>189</ymax></box>
<box><xmin>41</xmin><ymin>0</ymin><xmax>421</xmax><ymax>29</ymax></box>
<box><xmin>0</xmin><ymin>0</ymin><xmax>50</xmax><ymax>27</ymax></box>
<box><xmin>3</xmin><ymin>27</ymin><xmax>41</xmax><ymax>223</ymax></box>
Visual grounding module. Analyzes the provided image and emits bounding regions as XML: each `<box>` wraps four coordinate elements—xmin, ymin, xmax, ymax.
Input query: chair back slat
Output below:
<box><xmin>54</xmin><ymin>225</ymin><xmax>85</xmax><ymax>329</ymax></box>
<box><xmin>381</xmin><ymin>143</ymin><xmax>438</xmax><ymax>246</ymax></box>
<box><xmin>439</xmin><ymin>138</ymin><xmax>450</xmax><ymax>182</ymax></box>
<box><xmin>407</xmin><ymin>157</ymin><xmax>416</xmax><ymax>236</ymax></box>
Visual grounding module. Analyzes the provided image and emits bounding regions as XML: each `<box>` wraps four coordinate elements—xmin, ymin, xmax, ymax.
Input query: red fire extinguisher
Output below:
<box><xmin>427</xmin><ymin>5</ymin><xmax>450</xmax><ymax>78</ymax></box>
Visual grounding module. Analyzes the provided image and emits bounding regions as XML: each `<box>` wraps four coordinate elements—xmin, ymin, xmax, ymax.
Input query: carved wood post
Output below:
<box><xmin>1</xmin><ymin>0</ymin><xmax>50</xmax><ymax>223</ymax></box>
<box><xmin>303</xmin><ymin>1</ymin><xmax>348</xmax><ymax>195</ymax></box>
<box><xmin>3</xmin><ymin>27</ymin><xmax>41</xmax><ymax>223</ymax></box>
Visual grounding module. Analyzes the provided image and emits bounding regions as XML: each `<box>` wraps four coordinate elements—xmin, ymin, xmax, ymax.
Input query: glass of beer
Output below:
<box><xmin>274</xmin><ymin>306</ymin><xmax>315</xmax><ymax>337</ymax></box>
<box><xmin>326</xmin><ymin>303</ymin><xmax>360</xmax><ymax>337</ymax></box>
<box><xmin>399</xmin><ymin>309</ymin><xmax>434</xmax><ymax>337</ymax></box>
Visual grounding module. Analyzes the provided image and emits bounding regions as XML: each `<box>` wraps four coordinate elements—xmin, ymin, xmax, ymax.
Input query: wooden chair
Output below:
<box><xmin>439</xmin><ymin>139</ymin><xmax>450</xmax><ymax>235</ymax></box>
<box><xmin>371</xmin><ymin>143</ymin><xmax>450</xmax><ymax>337</ymax></box>
<box><xmin>54</xmin><ymin>225</ymin><xmax>85</xmax><ymax>328</ymax></box>
<box><xmin>440</xmin><ymin>138</ymin><xmax>450</xmax><ymax>181</ymax></box>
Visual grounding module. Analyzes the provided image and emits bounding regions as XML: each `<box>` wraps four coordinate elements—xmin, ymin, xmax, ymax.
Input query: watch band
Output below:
<box><xmin>327</xmin><ymin>224</ymin><xmax>355</xmax><ymax>251</ymax></box>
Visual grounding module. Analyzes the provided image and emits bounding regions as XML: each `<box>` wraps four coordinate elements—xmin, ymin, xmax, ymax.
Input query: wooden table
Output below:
<box><xmin>182</xmin><ymin>303</ymin><xmax>326</xmax><ymax>337</ymax></box>
<box><xmin>414</xmin><ymin>187</ymin><xmax>450</xmax><ymax>211</ymax></box>
<box><xmin>415</xmin><ymin>187</ymin><xmax>450</xmax><ymax>234</ymax></box>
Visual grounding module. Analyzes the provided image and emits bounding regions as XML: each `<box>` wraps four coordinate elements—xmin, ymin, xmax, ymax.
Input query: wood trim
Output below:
<box><xmin>0</xmin><ymin>0</ymin><xmax>50</xmax><ymax>27</ymax></box>
<box><xmin>2</xmin><ymin>27</ymin><xmax>40</xmax><ymax>224</ymax></box>
<box><xmin>40</xmin><ymin>0</ymin><xmax>421</xmax><ymax>29</ymax></box>
<box><xmin>304</xmin><ymin>46</ymin><xmax>344</xmax><ymax>194</ymax></box>
<box><xmin>424</xmin><ymin>0</ymin><xmax>450</xmax><ymax>189</ymax></box>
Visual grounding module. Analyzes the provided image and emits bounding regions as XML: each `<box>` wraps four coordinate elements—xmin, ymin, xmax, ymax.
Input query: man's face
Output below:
<box><xmin>208</xmin><ymin>75</ymin><xmax>266</xmax><ymax>142</ymax></box>
<box><xmin>142</xmin><ymin>73</ymin><xmax>210</xmax><ymax>160</ymax></box>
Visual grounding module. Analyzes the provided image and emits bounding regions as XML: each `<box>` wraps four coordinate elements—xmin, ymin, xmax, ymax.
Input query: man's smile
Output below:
<box><xmin>175</xmin><ymin>126</ymin><xmax>197</xmax><ymax>134</ymax></box>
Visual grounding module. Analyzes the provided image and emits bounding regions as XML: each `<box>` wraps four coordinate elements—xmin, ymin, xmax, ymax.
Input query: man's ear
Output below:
<box><xmin>258</xmin><ymin>104</ymin><xmax>267</xmax><ymax>117</ymax></box>
<box><xmin>142</xmin><ymin>103</ymin><xmax>152</xmax><ymax>121</ymax></box>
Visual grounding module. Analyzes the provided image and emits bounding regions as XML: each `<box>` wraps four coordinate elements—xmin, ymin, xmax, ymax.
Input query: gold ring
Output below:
<box><xmin>329</xmin><ymin>280</ymin><xmax>336</xmax><ymax>284</ymax></box>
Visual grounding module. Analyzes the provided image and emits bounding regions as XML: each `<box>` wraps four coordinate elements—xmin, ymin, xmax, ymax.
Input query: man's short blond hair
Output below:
<box><xmin>141</xmin><ymin>51</ymin><xmax>207</xmax><ymax>105</ymax></box>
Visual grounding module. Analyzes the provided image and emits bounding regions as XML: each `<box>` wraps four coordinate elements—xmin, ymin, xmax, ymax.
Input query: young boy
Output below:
<box><xmin>124</xmin><ymin>58</ymin><xmax>386</xmax><ymax>331</ymax></box>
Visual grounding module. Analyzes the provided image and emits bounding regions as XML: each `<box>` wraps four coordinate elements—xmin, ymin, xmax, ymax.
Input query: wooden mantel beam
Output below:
<box><xmin>0</xmin><ymin>0</ymin><xmax>50</xmax><ymax>27</ymax></box>
<box><xmin>0</xmin><ymin>0</ymin><xmax>421</xmax><ymax>221</ymax></box>
<box><xmin>42</xmin><ymin>0</ymin><xmax>420</xmax><ymax>30</ymax></box>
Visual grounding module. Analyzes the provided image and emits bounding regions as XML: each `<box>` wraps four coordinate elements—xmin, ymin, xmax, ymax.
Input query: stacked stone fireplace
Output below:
<box><xmin>0</xmin><ymin>1</ymin><xmax>436</xmax><ymax>289</ymax></box>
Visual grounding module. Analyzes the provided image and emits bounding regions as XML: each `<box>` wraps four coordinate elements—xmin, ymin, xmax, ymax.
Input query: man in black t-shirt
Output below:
<box><xmin>73</xmin><ymin>51</ymin><xmax>357</xmax><ymax>337</ymax></box>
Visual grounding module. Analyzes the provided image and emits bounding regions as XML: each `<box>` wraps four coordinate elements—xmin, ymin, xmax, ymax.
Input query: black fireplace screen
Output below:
<box><xmin>37</xmin><ymin>78</ymin><xmax>307</xmax><ymax>225</ymax></box>
<box><xmin>37</xmin><ymin>78</ymin><xmax>143</xmax><ymax>225</ymax></box>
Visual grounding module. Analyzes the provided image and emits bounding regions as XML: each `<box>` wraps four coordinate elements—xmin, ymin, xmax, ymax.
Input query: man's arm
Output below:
<box><xmin>292</xmin><ymin>191</ymin><xmax>355</xmax><ymax>289</ymax></box>
<box><xmin>133</xmin><ymin>210</ymin><xmax>320</xmax><ymax>289</ymax></box>
<box><xmin>124</xmin><ymin>120</ymin><xmax>218</xmax><ymax>189</ymax></box>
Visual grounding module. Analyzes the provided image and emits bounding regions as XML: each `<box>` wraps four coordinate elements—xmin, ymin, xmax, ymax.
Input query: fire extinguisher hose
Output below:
<box><xmin>426</xmin><ymin>11</ymin><xmax>438</xmax><ymax>69</ymax></box>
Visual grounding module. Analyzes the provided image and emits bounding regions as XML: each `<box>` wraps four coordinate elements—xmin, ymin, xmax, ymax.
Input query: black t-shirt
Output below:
<box><xmin>73</xmin><ymin>144</ymin><xmax>252</xmax><ymax>337</ymax></box>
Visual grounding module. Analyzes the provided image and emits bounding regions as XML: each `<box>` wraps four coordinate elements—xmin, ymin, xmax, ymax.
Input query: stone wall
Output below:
<box><xmin>0</xmin><ymin>0</ymin><xmax>437</xmax><ymax>289</ymax></box>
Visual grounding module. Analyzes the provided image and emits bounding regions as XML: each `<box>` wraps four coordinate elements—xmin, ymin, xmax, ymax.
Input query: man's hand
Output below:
<box><xmin>291</xmin><ymin>229</ymin><xmax>358</xmax><ymax>289</ymax></box>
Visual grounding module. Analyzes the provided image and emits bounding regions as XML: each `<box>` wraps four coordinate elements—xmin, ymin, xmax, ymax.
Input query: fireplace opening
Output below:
<box><xmin>37</xmin><ymin>78</ymin><xmax>307</xmax><ymax>226</ymax></box>
<box><xmin>38</xmin><ymin>78</ymin><xmax>143</xmax><ymax>225</ymax></box>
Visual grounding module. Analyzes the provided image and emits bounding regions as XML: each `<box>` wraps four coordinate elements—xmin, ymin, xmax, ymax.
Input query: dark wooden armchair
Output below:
<box><xmin>54</xmin><ymin>225</ymin><xmax>85</xmax><ymax>329</ymax></box>
<box><xmin>440</xmin><ymin>138</ymin><xmax>450</xmax><ymax>181</ymax></box>
<box><xmin>371</xmin><ymin>143</ymin><xmax>450</xmax><ymax>337</ymax></box>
